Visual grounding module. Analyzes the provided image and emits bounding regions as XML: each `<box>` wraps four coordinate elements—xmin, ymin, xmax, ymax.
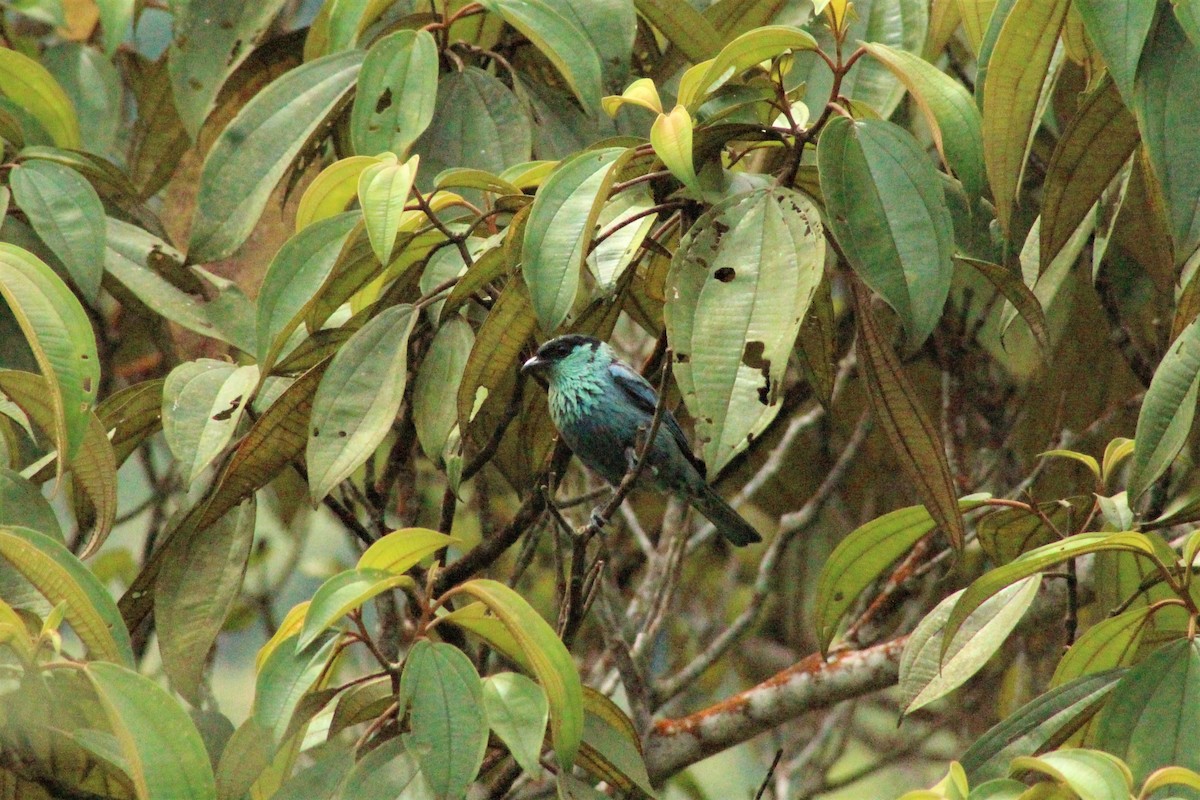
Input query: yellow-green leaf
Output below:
<box><xmin>295</xmin><ymin>156</ymin><xmax>378</xmax><ymax>231</ymax></box>
<box><xmin>0</xmin><ymin>47</ymin><xmax>80</xmax><ymax>148</ymax></box>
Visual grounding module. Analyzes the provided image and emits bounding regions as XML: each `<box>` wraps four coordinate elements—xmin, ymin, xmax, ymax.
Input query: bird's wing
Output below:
<box><xmin>608</xmin><ymin>360</ymin><xmax>707</xmax><ymax>479</ymax></box>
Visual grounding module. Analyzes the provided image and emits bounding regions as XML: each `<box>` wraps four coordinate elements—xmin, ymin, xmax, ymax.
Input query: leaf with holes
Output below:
<box><xmin>666</xmin><ymin>187</ymin><xmax>824</xmax><ymax>475</ymax></box>
<box><xmin>350</xmin><ymin>29</ymin><xmax>438</xmax><ymax>156</ymax></box>
<box><xmin>162</xmin><ymin>360</ymin><xmax>260</xmax><ymax>484</ymax></box>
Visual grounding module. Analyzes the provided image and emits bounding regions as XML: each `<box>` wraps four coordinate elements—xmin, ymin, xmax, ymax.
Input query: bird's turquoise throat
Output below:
<box><xmin>547</xmin><ymin>352</ymin><xmax>606</xmax><ymax>425</ymax></box>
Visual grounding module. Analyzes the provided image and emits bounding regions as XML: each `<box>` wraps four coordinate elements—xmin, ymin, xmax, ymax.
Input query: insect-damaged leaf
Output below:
<box><xmin>350</xmin><ymin>29</ymin><xmax>438</xmax><ymax>157</ymax></box>
<box><xmin>665</xmin><ymin>187</ymin><xmax>824</xmax><ymax>475</ymax></box>
<box><xmin>852</xmin><ymin>282</ymin><xmax>964</xmax><ymax>550</ymax></box>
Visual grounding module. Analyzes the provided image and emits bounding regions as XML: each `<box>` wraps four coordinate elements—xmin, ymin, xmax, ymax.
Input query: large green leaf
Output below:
<box><xmin>577</xmin><ymin>688</ymin><xmax>654</xmax><ymax>798</ymax></box>
<box><xmin>0</xmin><ymin>47</ymin><xmax>80</xmax><ymax>148</ymax></box>
<box><xmin>350</xmin><ymin>29</ymin><xmax>439</xmax><ymax>157</ymax></box>
<box><xmin>253</xmin><ymin>634</ymin><xmax>339</xmax><ymax>742</ymax></box>
<box><xmin>0</xmin><ymin>243</ymin><xmax>99</xmax><ymax>471</ymax></box>
<box><xmin>1128</xmin><ymin>316</ymin><xmax>1200</xmax><ymax>500</ymax></box>
<box><xmin>413</xmin><ymin>316</ymin><xmax>474</xmax><ymax>462</ymax></box>
<box><xmin>899</xmin><ymin>576</ymin><xmax>1041</xmax><ymax>713</ymax></box>
<box><xmin>399</xmin><ymin>640</ymin><xmax>489</xmax><ymax>799</ymax></box>
<box><xmin>1073</xmin><ymin>0</ymin><xmax>1155</xmax><ymax>104</ymax></box>
<box><xmin>980</xmin><ymin>0</ymin><xmax>1070</xmax><ymax>236</ymax></box>
<box><xmin>1095</xmin><ymin>639</ymin><xmax>1200</xmax><ymax>795</ymax></box>
<box><xmin>42</xmin><ymin>43</ymin><xmax>122</xmax><ymax>156</ymax></box>
<box><xmin>1040</xmin><ymin>76</ymin><xmax>1139</xmax><ymax>275</ymax></box>
<box><xmin>813</xmin><ymin>495</ymin><xmax>990</xmax><ymax>651</ymax></box>
<box><xmin>0</xmin><ymin>467</ymin><xmax>60</xmax><ymax>537</ymax></box>
<box><xmin>818</xmin><ymin>118</ymin><xmax>954</xmax><ymax>347</ymax></box>
<box><xmin>412</xmin><ymin>68</ymin><xmax>532</xmax><ymax>186</ymax></box>
<box><xmin>256</xmin><ymin>213</ymin><xmax>359</xmax><ymax>372</ymax></box>
<box><xmin>666</xmin><ymin>187</ymin><xmax>824</xmax><ymax>474</ymax></box>
<box><xmin>156</xmin><ymin>498</ymin><xmax>256</xmax><ymax>705</ymax></box>
<box><xmin>357</xmin><ymin>153</ymin><xmax>418</xmax><ymax>265</ymax></box>
<box><xmin>588</xmin><ymin>186</ymin><xmax>656</xmax><ymax>291</ymax></box>
<box><xmin>523</xmin><ymin>147</ymin><xmax>627</xmax><ymax>331</ymax></box>
<box><xmin>861</xmin><ymin>42</ymin><xmax>986</xmax><ymax>200</ymax></box>
<box><xmin>1134</xmin><ymin>13</ymin><xmax>1200</xmax><ymax>261</ymax></box>
<box><xmin>942</xmin><ymin>533</ymin><xmax>1159</xmax><ymax>659</ymax></box>
<box><xmin>543</xmin><ymin>0</ymin><xmax>636</xmax><ymax>92</ymax></box>
<box><xmin>479</xmin><ymin>0</ymin><xmax>603</xmax><ymax>111</ymax></box>
<box><xmin>162</xmin><ymin>360</ymin><xmax>261</xmax><ymax>483</ymax></box>
<box><xmin>87</xmin><ymin>661</ymin><xmax>217</xmax><ymax>800</ymax></box>
<box><xmin>187</xmin><ymin>51</ymin><xmax>364</xmax><ymax>262</ymax></box>
<box><xmin>961</xmin><ymin>670</ymin><xmax>1125</xmax><ymax>783</ymax></box>
<box><xmin>1010</xmin><ymin>750</ymin><xmax>1132</xmax><ymax>800</ymax></box>
<box><xmin>10</xmin><ymin>158</ymin><xmax>105</xmax><ymax>303</ymax></box>
<box><xmin>337</xmin><ymin>736</ymin><xmax>431</xmax><ymax>800</ymax></box>
<box><xmin>633</xmin><ymin>0</ymin><xmax>721</xmax><ymax>63</ymax></box>
<box><xmin>0</xmin><ymin>525</ymin><xmax>133</xmax><ymax>665</ymax></box>
<box><xmin>307</xmin><ymin>304</ymin><xmax>417</xmax><ymax>502</ymax></box>
<box><xmin>482</xmin><ymin>672</ymin><xmax>549</xmax><ymax>774</ymax></box>
<box><xmin>444</xmin><ymin>579</ymin><xmax>583</xmax><ymax>769</ymax></box>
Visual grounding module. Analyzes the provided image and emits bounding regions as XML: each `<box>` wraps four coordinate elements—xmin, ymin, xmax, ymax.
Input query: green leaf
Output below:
<box><xmin>1134</xmin><ymin>13</ymin><xmax>1200</xmax><ymax>261</ymax></box>
<box><xmin>0</xmin><ymin>47</ymin><xmax>80</xmax><ymax>148</ymax></box>
<box><xmin>899</xmin><ymin>576</ymin><xmax>1041</xmax><ymax>713</ymax></box>
<box><xmin>1051</xmin><ymin>606</ymin><xmax>1154</xmax><ymax>689</ymax></box>
<box><xmin>0</xmin><ymin>245</ymin><xmax>99</xmax><ymax>475</ymax></box>
<box><xmin>9</xmin><ymin>160</ymin><xmax>106</xmax><ymax>303</ymax></box>
<box><xmin>861</xmin><ymin>42</ymin><xmax>986</xmax><ymax>200</ymax></box>
<box><xmin>1140</xmin><ymin>766</ymin><xmax>1200</xmax><ymax>799</ymax></box>
<box><xmin>307</xmin><ymin>304</ymin><xmax>417</xmax><ymax>502</ymax></box>
<box><xmin>1010</xmin><ymin>750</ymin><xmax>1132</xmax><ymax>800</ymax></box>
<box><xmin>456</xmin><ymin>280</ymin><xmax>537</xmax><ymax>453</ymax></box>
<box><xmin>357</xmin><ymin>153</ymin><xmax>419</xmax><ymax>265</ymax></box>
<box><xmin>679</xmin><ymin>25</ymin><xmax>818</xmax><ymax>109</ymax></box>
<box><xmin>666</xmin><ymin>187</ymin><xmax>825</xmax><ymax>474</ymax></box>
<box><xmin>943</xmin><ymin>533</ymin><xmax>1160</xmax><ymax>658</ymax></box>
<box><xmin>414</xmin><ymin>317</ymin><xmax>474</xmax><ymax>462</ymax></box>
<box><xmin>0</xmin><ymin>467</ymin><xmax>61</xmax><ymax>537</ymax></box>
<box><xmin>105</xmin><ymin>218</ymin><xmax>254</xmax><ymax>352</ymax></box>
<box><xmin>444</xmin><ymin>579</ymin><xmax>583</xmax><ymax>769</ymax></box>
<box><xmin>577</xmin><ymin>688</ymin><xmax>654</xmax><ymax>798</ymax></box>
<box><xmin>1040</xmin><ymin>76</ymin><xmax>1139</xmax><ymax>275</ymax></box>
<box><xmin>1095</xmin><ymin>639</ymin><xmax>1200</xmax><ymax>791</ymax></box>
<box><xmin>338</xmin><ymin>736</ymin><xmax>432</xmax><ymax>800</ymax></box>
<box><xmin>632</xmin><ymin>0</ymin><xmax>721</xmax><ymax>62</ymax></box>
<box><xmin>296</xmin><ymin>158</ymin><xmax>376</xmax><ymax>230</ymax></box>
<box><xmin>0</xmin><ymin>370</ymin><xmax>117</xmax><ymax>553</ymax></box>
<box><xmin>253</xmin><ymin>634</ymin><xmax>340</xmax><ymax>743</ymax></box>
<box><xmin>961</xmin><ymin>670</ymin><xmax>1126</xmax><ymax>784</ymax></box>
<box><xmin>43</xmin><ymin>43</ymin><xmax>121</xmax><ymax>156</ymax></box>
<box><xmin>976</xmin><ymin>496</ymin><xmax>1084</xmax><ymax>565</ymax></box>
<box><xmin>1129</xmin><ymin>316</ymin><xmax>1200</xmax><ymax>500</ymax></box>
<box><xmin>256</xmin><ymin>213</ymin><xmax>359</xmax><ymax>372</ymax></box>
<box><xmin>296</xmin><ymin>568</ymin><xmax>416</xmax><ymax>651</ymax></box>
<box><xmin>350</xmin><ymin>29</ymin><xmax>440</xmax><ymax>157</ymax></box>
<box><xmin>523</xmin><ymin>147</ymin><xmax>627</xmax><ymax>331</ymax></box>
<box><xmin>479</xmin><ymin>0</ymin><xmax>603</xmax><ymax>110</ymax></box>
<box><xmin>956</xmin><ymin>257</ymin><xmax>1050</xmax><ymax>357</ymax></box>
<box><xmin>188</xmin><ymin>50</ymin><xmax>364</xmax><ymax>263</ymax></box>
<box><xmin>482</xmin><ymin>673</ymin><xmax>549</xmax><ymax>774</ymax></box>
<box><xmin>542</xmin><ymin>0</ymin><xmax>636</xmax><ymax>93</ymax></box>
<box><xmin>412</xmin><ymin>68</ymin><xmax>532</xmax><ymax>185</ymax></box>
<box><xmin>813</xmin><ymin>495</ymin><xmax>991</xmax><ymax>651</ymax></box>
<box><xmin>588</xmin><ymin>185</ymin><xmax>656</xmax><ymax>291</ymax></box>
<box><xmin>818</xmin><ymin>118</ymin><xmax>954</xmax><ymax>347</ymax></box>
<box><xmin>1072</xmin><ymin>0</ymin><xmax>1155</xmax><ymax>104</ymax></box>
<box><xmin>87</xmin><ymin>661</ymin><xmax>217</xmax><ymax>800</ymax></box>
<box><xmin>168</xmin><ymin>0</ymin><xmax>290</xmax><ymax>137</ymax></box>
<box><xmin>853</xmin><ymin>283</ymin><xmax>966</xmax><ymax>550</ymax></box>
<box><xmin>980</xmin><ymin>0</ymin><xmax>1070</xmax><ymax>236</ymax></box>
<box><xmin>271</xmin><ymin>744</ymin><xmax>354</xmax><ymax>800</ymax></box>
<box><xmin>0</xmin><ymin>525</ymin><xmax>133</xmax><ymax>664</ymax></box>
<box><xmin>156</xmin><ymin>499</ymin><xmax>257</xmax><ymax>705</ymax></box>
<box><xmin>162</xmin><ymin>360</ymin><xmax>261</xmax><ymax>483</ymax></box>
<box><xmin>400</xmin><ymin>640</ymin><xmax>488</xmax><ymax>798</ymax></box>
<box><xmin>359</xmin><ymin>527</ymin><xmax>459</xmax><ymax>574</ymax></box>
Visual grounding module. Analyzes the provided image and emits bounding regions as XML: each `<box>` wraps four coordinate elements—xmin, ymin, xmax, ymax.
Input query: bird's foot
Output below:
<box><xmin>589</xmin><ymin>506</ymin><xmax>606</xmax><ymax>531</ymax></box>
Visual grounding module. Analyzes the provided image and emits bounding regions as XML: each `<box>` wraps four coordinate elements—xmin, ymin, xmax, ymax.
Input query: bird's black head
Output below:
<box><xmin>521</xmin><ymin>334</ymin><xmax>602</xmax><ymax>381</ymax></box>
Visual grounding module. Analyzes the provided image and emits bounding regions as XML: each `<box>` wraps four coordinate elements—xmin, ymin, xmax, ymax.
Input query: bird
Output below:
<box><xmin>521</xmin><ymin>334</ymin><xmax>761</xmax><ymax>546</ymax></box>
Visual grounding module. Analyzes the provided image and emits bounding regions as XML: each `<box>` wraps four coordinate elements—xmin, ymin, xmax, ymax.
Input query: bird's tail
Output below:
<box><xmin>692</xmin><ymin>484</ymin><xmax>761</xmax><ymax>546</ymax></box>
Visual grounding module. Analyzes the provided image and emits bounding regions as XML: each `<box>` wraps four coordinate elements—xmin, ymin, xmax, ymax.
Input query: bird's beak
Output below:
<box><xmin>521</xmin><ymin>355</ymin><xmax>548</xmax><ymax>376</ymax></box>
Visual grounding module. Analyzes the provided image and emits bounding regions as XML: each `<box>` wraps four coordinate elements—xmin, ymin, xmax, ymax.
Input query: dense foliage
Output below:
<box><xmin>2</xmin><ymin>0</ymin><xmax>1200</xmax><ymax>798</ymax></box>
